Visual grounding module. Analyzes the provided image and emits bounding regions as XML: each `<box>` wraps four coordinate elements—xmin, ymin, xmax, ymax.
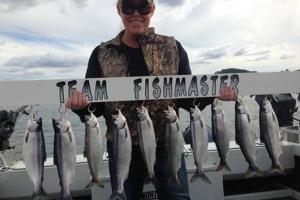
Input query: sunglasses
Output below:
<box><xmin>121</xmin><ymin>3</ymin><xmax>152</xmax><ymax>15</ymax></box>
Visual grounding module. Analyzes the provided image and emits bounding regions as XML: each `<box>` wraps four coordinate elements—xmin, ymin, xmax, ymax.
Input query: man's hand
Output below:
<box><xmin>218</xmin><ymin>86</ymin><xmax>238</xmax><ymax>101</ymax></box>
<box><xmin>65</xmin><ymin>90</ymin><xmax>89</xmax><ymax>110</ymax></box>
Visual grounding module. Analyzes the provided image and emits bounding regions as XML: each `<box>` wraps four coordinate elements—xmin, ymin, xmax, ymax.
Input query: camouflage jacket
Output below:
<box><xmin>97</xmin><ymin>28</ymin><xmax>180</xmax><ymax>145</ymax></box>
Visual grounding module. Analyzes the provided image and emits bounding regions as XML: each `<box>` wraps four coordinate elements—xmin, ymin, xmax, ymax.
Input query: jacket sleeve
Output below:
<box><xmin>175</xmin><ymin>41</ymin><xmax>215</xmax><ymax>111</ymax></box>
<box><xmin>72</xmin><ymin>46</ymin><xmax>106</xmax><ymax>122</ymax></box>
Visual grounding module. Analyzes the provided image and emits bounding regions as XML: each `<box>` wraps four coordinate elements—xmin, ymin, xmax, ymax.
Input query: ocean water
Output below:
<box><xmin>8</xmin><ymin>96</ymin><xmax>299</xmax><ymax>161</ymax></box>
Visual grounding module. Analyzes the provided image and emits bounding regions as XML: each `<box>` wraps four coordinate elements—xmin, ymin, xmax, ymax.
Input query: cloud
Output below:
<box><xmin>4</xmin><ymin>53</ymin><xmax>87</xmax><ymax>69</ymax></box>
<box><xmin>0</xmin><ymin>0</ymin><xmax>47</xmax><ymax>11</ymax></box>
<box><xmin>200</xmin><ymin>45</ymin><xmax>230</xmax><ymax>60</ymax></box>
<box><xmin>279</xmin><ymin>52</ymin><xmax>295</xmax><ymax>60</ymax></box>
<box><xmin>247</xmin><ymin>54</ymin><xmax>270</xmax><ymax>62</ymax></box>
<box><xmin>157</xmin><ymin>0</ymin><xmax>185</xmax><ymax>6</ymax></box>
<box><xmin>234</xmin><ymin>46</ymin><xmax>271</xmax><ymax>57</ymax></box>
<box><xmin>0</xmin><ymin>0</ymin><xmax>90</xmax><ymax>12</ymax></box>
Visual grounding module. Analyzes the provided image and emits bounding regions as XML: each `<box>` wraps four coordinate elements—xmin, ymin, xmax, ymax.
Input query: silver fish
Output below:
<box><xmin>23</xmin><ymin>117</ymin><xmax>48</xmax><ymax>200</ymax></box>
<box><xmin>53</xmin><ymin>117</ymin><xmax>76</xmax><ymax>200</ymax></box>
<box><xmin>190</xmin><ymin>106</ymin><xmax>211</xmax><ymax>184</ymax></box>
<box><xmin>84</xmin><ymin>112</ymin><xmax>104</xmax><ymax>188</ymax></box>
<box><xmin>137</xmin><ymin>106</ymin><xmax>156</xmax><ymax>180</ymax></box>
<box><xmin>109</xmin><ymin>110</ymin><xmax>132</xmax><ymax>200</ymax></box>
<box><xmin>164</xmin><ymin>106</ymin><xmax>185</xmax><ymax>186</ymax></box>
<box><xmin>259</xmin><ymin>98</ymin><xmax>284</xmax><ymax>175</ymax></box>
<box><xmin>235</xmin><ymin>99</ymin><xmax>262</xmax><ymax>178</ymax></box>
<box><xmin>211</xmin><ymin>99</ymin><xmax>231</xmax><ymax>172</ymax></box>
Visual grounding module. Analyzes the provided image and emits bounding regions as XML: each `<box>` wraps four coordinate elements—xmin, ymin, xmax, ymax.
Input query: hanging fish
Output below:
<box><xmin>190</xmin><ymin>106</ymin><xmax>211</xmax><ymax>183</ymax></box>
<box><xmin>109</xmin><ymin>110</ymin><xmax>132</xmax><ymax>200</ymax></box>
<box><xmin>259</xmin><ymin>98</ymin><xmax>284</xmax><ymax>175</ymax></box>
<box><xmin>136</xmin><ymin>106</ymin><xmax>157</xmax><ymax>180</ymax></box>
<box><xmin>235</xmin><ymin>99</ymin><xmax>262</xmax><ymax>178</ymax></box>
<box><xmin>211</xmin><ymin>99</ymin><xmax>231</xmax><ymax>172</ymax></box>
<box><xmin>84</xmin><ymin>112</ymin><xmax>104</xmax><ymax>188</ymax></box>
<box><xmin>23</xmin><ymin>116</ymin><xmax>48</xmax><ymax>200</ymax></box>
<box><xmin>164</xmin><ymin>106</ymin><xmax>185</xmax><ymax>186</ymax></box>
<box><xmin>53</xmin><ymin>117</ymin><xmax>76</xmax><ymax>200</ymax></box>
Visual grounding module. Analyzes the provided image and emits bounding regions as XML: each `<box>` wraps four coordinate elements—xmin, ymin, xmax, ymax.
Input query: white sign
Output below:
<box><xmin>0</xmin><ymin>72</ymin><xmax>299</xmax><ymax>106</ymax></box>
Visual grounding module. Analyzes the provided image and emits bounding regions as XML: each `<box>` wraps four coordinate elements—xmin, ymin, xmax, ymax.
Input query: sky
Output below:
<box><xmin>0</xmin><ymin>0</ymin><xmax>299</xmax><ymax>80</ymax></box>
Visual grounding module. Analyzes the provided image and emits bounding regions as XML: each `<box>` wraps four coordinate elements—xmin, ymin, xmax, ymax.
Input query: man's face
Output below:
<box><xmin>118</xmin><ymin>0</ymin><xmax>155</xmax><ymax>36</ymax></box>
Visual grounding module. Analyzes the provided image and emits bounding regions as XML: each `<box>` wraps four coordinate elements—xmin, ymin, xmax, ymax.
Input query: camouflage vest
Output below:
<box><xmin>97</xmin><ymin>28</ymin><xmax>179</xmax><ymax>145</ymax></box>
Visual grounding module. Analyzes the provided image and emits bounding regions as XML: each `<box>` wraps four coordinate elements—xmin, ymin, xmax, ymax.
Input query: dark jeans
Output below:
<box><xmin>107</xmin><ymin>141</ymin><xmax>191</xmax><ymax>200</ymax></box>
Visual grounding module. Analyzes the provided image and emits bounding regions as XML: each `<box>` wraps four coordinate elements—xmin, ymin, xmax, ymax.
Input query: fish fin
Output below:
<box><xmin>190</xmin><ymin>171</ymin><xmax>211</xmax><ymax>184</ymax></box>
<box><xmin>108</xmin><ymin>192</ymin><xmax>127</xmax><ymax>200</ymax></box>
<box><xmin>200</xmin><ymin>119</ymin><xmax>204</xmax><ymax>128</ymax></box>
<box><xmin>25</xmin><ymin>131</ymin><xmax>29</xmax><ymax>143</ymax></box>
<box><xmin>217</xmin><ymin>161</ymin><xmax>231</xmax><ymax>172</ymax></box>
<box><xmin>85</xmin><ymin>179</ymin><xmax>105</xmax><ymax>189</ymax></box>
<box><xmin>245</xmin><ymin>167</ymin><xmax>264</xmax><ymax>179</ymax></box>
<box><xmin>247</xmin><ymin>113</ymin><xmax>251</xmax><ymax>123</ymax></box>
<box><xmin>125</xmin><ymin>127</ymin><xmax>128</xmax><ymax>138</ymax></box>
<box><xmin>272</xmin><ymin>112</ymin><xmax>277</xmax><ymax>122</ymax></box>
<box><xmin>147</xmin><ymin>120</ymin><xmax>152</xmax><ymax>129</ymax></box>
<box><xmin>67</xmin><ymin>129</ymin><xmax>73</xmax><ymax>143</ymax></box>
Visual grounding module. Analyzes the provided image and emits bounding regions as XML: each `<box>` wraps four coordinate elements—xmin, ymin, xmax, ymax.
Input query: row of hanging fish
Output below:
<box><xmin>193</xmin><ymin>97</ymin><xmax>284</xmax><ymax>183</ymax></box>
<box><xmin>22</xmin><ymin>96</ymin><xmax>285</xmax><ymax>199</ymax></box>
<box><xmin>23</xmin><ymin>115</ymin><xmax>76</xmax><ymax>200</ymax></box>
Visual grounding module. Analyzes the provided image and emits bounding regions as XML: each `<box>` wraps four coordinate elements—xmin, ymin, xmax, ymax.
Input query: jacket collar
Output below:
<box><xmin>106</xmin><ymin>27</ymin><xmax>156</xmax><ymax>47</ymax></box>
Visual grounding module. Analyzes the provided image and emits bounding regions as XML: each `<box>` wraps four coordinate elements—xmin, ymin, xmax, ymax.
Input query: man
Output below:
<box><xmin>66</xmin><ymin>0</ymin><xmax>237</xmax><ymax>199</ymax></box>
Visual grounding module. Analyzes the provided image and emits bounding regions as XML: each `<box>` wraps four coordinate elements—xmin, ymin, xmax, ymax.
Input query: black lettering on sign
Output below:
<box><xmin>188</xmin><ymin>76</ymin><xmax>199</xmax><ymax>96</ymax></box>
<box><xmin>82</xmin><ymin>80</ymin><xmax>93</xmax><ymax>101</ymax></box>
<box><xmin>152</xmin><ymin>77</ymin><xmax>161</xmax><ymax>99</ymax></box>
<box><xmin>95</xmin><ymin>80</ymin><xmax>108</xmax><ymax>101</ymax></box>
<box><xmin>230</xmin><ymin>74</ymin><xmax>239</xmax><ymax>94</ymax></box>
<box><xmin>220</xmin><ymin>75</ymin><xmax>229</xmax><ymax>90</ymax></box>
<box><xmin>56</xmin><ymin>81</ymin><xmax>66</xmax><ymax>104</ymax></box>
<box><xmin>210</xmin><ymin>75</ymin><xmax>219</xmax><ymax>96</ymax></box>
<box><xmin>68</xmin><ymin>80</ymin><xmax>77</xmax><ymax>97</ymax></box>
<box><xmin>200</xmin><ymin>75</ymin><xmax>209</xmax><ymax>96</ymax></box>
<box><xmin>163</xmin><ymin>77</ymin><xmax>173</xmax><ymax>98</ymax></box>
<box><xmin>145</xmin><ymin>78</ymin><xmax>149</xmax><ymax>100</ymax></box>
<box><xmin>174</xmin><ymin>78</ymin><xmax>187</xmax><ymax>97</ymax></box>
<box><xmin>134</xmin><ymin>78</ymin><xmax>142</xmax><ymax>100</ymax></box>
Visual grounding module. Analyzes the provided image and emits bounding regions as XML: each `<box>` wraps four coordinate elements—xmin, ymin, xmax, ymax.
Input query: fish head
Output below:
<box><xmin>260</xmin><ymin>98</ymin><xmax>273</xmax><ymax>113</ymax></box>
<box><xmin>235</xmin><ymin>99</ymin><xmax>248</xmax><ymax>114</ymax></box>
<box><xmin>190</xmin><ymin>106</ymin><xmax>201</xmax><ymax>121</ymax></box>
<box><xmin>52</xmin><ymin>118</ymin><xmax>71</xmax><ymax>134</ymax></box>
<box><xmin>136</xmin><ymin>106</ymin><xmax>148</xmax><ymax>122</ymax></box>
<box><xmin>211</xmin><ymin>99</ymin><xmax>223</xmax><ymax>115</ymax></box>
<box><xmin>112</xmin><ymin>110</ymin><xmax>127</xmax><ymax>129</ymax></box>
<box><xmin>27</xmin><ymin>117</ymin><xmax>42</xmax><ymax>132</ymax></box>
<box><xmin>164</xmin><ymin>106</ymin><xmax>177</xmax><ymax>123</ymax></box>
<box><xmin>84</xmin><ymin>113</ymin><xmax>98</xmax><ymax>129</ymax></box>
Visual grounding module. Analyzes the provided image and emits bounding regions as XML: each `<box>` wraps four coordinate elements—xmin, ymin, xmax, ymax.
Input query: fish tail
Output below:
<box><xmin>31</xmin><ymin>188</ymin><xmax>48</xmax><ymax>200</ymax></box>
<box><xmin>60</xmin><ymin>192</ymin><xmax>73</xmax><ymax>200</ymax></box>
<box><xmin>268</xmin><ymin>163</ymin><xmax>285</xmax><ymax>176</ymax></box>
<box><xmin>108</xmin><ymin>192</ymin><xmax>127</xmax><ymax>200</ymax></box>
<box><xmin>190</xmin><ymin>171</ymin><xmax>212</xmax><ymax>184</ymax></box>
<box><xmin>85</xmin><ymin>179</ymin><xmax>105</xmax><ymax>189</ymax></box>
<box><xmin>217</xmin><ymin>160</ymin><xmax>231</xmax><ymax>172</ymax></box>
<box><xmin>245</xmin><ymin>166</ymin><xmax>264</xmax><ymax>178</ymax></box>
